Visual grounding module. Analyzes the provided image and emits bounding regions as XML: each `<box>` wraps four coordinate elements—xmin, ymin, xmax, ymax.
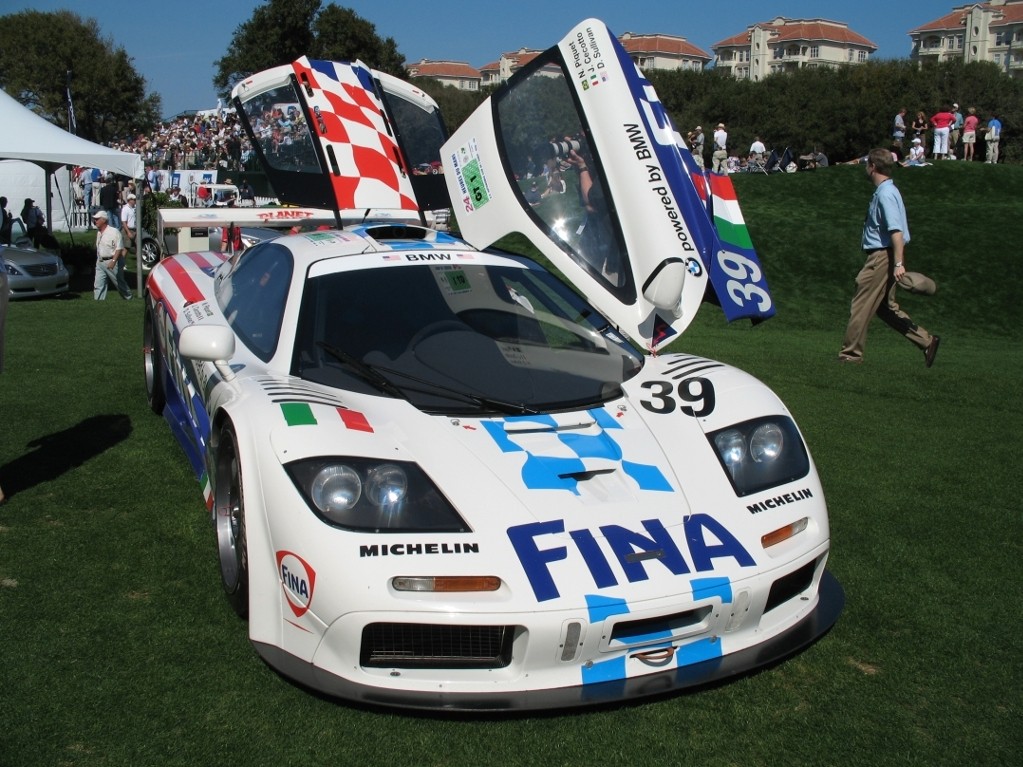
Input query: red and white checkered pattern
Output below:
<box><xmin>292</xmin><ymin>58</ymin><xmax>418</xmax><ymax>212</ymax></box>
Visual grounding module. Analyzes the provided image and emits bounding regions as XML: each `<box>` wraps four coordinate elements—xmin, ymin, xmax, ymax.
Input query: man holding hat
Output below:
<box><xmin>92</xmin><ymin>209</ymin><xmax>132</xmax><ymax>300</ymax></box>
<box><xmin>838</xmin><ymin>148</ymin><xmax>939</xmax><ymax>367</ymax></box>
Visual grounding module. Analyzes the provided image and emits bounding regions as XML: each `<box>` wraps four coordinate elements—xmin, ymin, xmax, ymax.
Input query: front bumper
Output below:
<box><xmin>254</xmin><ymin>569</ymin><xmax>843</xmax><ymax>712</ymax></box>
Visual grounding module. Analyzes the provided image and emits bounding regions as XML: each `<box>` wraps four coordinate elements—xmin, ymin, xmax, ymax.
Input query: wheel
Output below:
<box><xmin>143</xmin><ymin>302</ymin><xmax>166</xmax><ymax>414</ymax></box>
<box><xmin>141</xmin><ymin>237</ymin><xmax>161</xmax><ymax>269</ymax></box>
<box><xmin>214</xmin><ymin>423</ymin><xmax>249</xmax><ymax>618</ymax></box>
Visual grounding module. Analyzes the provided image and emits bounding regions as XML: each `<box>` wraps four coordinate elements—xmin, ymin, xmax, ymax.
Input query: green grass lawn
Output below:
<box><xmin>1</xmin><ymin>162</ymin><xmax>1020</xmax><ymax>766</ymax></box>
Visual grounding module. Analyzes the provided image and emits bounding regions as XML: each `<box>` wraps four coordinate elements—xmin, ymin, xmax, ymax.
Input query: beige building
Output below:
<box><xmin>712</xmin><ymin>17</ymin><xmax>877</xmax><ymax>80</ymax></box>
<box><xmin>617</xmin><ymin>32</ymin><xmax>711</xmax><ymax>72</ymax></box>
<box><xmin>910</xmin><ymin>0</ymin><xmax>1023</xmax><ymax>76</ymax></box>
<box><xmin>405</xmin><ymin>60</ymin><xmax>482</xmax><ymax>91</ymax></box>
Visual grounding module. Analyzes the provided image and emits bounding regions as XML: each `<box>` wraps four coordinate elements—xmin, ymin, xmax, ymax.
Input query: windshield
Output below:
<box><xmin>293</xmin><ymin>260</ymin><xmax>643</xmax><ymax>414</ymax></box>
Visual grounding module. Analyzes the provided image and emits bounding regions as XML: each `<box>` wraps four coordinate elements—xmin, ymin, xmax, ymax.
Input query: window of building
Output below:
<box><xmin>858</xmin><ymin>50</ymin><xmax>868</xmax><ymax>62</ymax></box>
<box><xmin>810</xmin><ymin>46</ymin><xmax>820</xmax><ymax>58</ymax></box>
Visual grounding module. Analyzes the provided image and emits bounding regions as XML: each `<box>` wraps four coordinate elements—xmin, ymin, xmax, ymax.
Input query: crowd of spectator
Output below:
<box><xmin>107</xmin><ymin>108</ymin><xmax>254</xmax><ymax>174</ymax></box>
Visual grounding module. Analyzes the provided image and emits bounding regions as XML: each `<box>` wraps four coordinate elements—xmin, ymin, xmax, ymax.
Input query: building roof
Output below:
<box><xmin>501</xmin><ymin>49</ymin><xmax>544</xmax><ymax>68</ymax></box>
<box><xmin>910</xmin><ymin>1</ymin><xmax>1023</xmax><ymax>34</ymax></box>
<box><xmin>713</xmin><ymin>17</ymin><xmax>877</xmax><ymax>50</ymax></box>
<box><xmin>617</xmin><ymin>32</ymin><xmax>711</xmax><ymax>60</ymax></box>
<box><xmin>407</xmin><ymin>60</ymin><xmax>481</xmax><ymax>79</ymax></box>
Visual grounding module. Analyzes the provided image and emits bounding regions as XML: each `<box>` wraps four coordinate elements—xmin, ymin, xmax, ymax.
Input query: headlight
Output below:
<box><xmin>286</xmin><ymin>457</ymin><xmax>469</xmax><ymax>532</ymax></box>
<box><xmin>3</xmin><ymin>262</ymin><xmax>21</xmax><ymax>276</ymax></box>
<box><xmin>708</xmin><ymin>416</ymin><xmax>809</xmax><ymax>497</ymax></box>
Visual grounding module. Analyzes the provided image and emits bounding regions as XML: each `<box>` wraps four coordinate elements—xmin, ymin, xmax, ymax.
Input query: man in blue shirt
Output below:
<box><xmin>985</xmin><ymin>114</ymin><xmax>1002</xmax><ymax>164</ymax></box>
<box><xmin>839</xmin><ymin>148</ymin><xmax>940</xmax><ymax>366</ymax></box>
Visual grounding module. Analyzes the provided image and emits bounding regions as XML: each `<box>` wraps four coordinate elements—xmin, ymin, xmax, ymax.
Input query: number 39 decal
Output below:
<box><xmin>639</xmin><ymin>378</ymin><xmax>716</xmax><ymax>417</ymax></box>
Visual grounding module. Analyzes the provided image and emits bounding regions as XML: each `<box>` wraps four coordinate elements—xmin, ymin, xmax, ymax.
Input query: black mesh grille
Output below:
<box><xmin>361</xmin><ymin>623</ymin><xmax>515</xmax><ymax>669</ymax></box>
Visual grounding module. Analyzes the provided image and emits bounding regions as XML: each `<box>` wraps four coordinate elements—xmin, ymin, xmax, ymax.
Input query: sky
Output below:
<box><xmin>7</xmin><ymin>0</ymin><xmax>953</xmax><ymax>118</ymax></box>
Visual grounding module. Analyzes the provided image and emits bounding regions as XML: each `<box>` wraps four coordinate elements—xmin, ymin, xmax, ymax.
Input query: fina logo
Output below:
<box><xmin>276</xmin><ymin>550</ymin><xmax>317</xmax><ymax>618</ymax></box>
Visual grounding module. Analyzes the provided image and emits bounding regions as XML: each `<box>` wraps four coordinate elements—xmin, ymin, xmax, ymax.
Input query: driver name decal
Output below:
<box><xmin>567</xmin><ymin>26</ymin><xmax>608</xmax><ymax>91</ymax></box>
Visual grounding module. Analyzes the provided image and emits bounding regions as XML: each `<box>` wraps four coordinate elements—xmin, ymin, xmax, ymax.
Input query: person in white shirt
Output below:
<box><xmin>93</xmin><ymin>209</ymin><xmax>132</xmax><ymax>300</ymax></box>
<box><xmin>712</xmin><ymin>123</ymin><xmax>728</xmax><ymax>173</ymax></box>
<box><xmin>749</xmin><ymin>137</ymin><xmax>766</xmax><ymax>162</ymax></box>
<box><xmin>120</xmin><ymin>193</ymin><xmax>137</xmax><ymax>248</ymax></box>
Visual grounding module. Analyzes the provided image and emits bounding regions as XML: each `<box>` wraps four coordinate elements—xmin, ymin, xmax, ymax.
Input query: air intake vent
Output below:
<box><xmin>609</xmin><ymin>606</ymin><xmax>711</xmax><ymax>647</ymax></box>
<box><xmin>361</xmin><ymin>623</ymin><xmax>514</xmax><ymax>669</ymax></box>
<box><xmin>765</xmin><ymin>559</ymin><xmax>816</xmax><ymax>614</ymax></box>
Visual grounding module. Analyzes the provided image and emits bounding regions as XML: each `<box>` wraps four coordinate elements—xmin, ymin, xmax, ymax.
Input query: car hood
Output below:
<box><xmin>255</xmin><ymin>359</ymin><xmax>823</xmax><ymax>605</ymax></box>
<box><xmin>3</xmin><ymin>245</ymin><xmax>64</xmax><ymax>267</ymax></box>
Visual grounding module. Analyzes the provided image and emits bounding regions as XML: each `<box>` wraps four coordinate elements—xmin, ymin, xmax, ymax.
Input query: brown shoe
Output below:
<box><xmin>924</xmin><ymin>335</ymin><xmax>941</xmax><ymax>368</ymax></box>
<box><xmin>837</xmin><ymin>354</ymin><xmax>863</xmax><ymax>364</ymax></box>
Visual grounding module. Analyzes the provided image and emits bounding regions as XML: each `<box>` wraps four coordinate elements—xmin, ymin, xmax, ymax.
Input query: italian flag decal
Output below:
<box><xmin>280</xmin><ymin>403</ymin><xmax>374</xmax><ymax>432</ymax></box>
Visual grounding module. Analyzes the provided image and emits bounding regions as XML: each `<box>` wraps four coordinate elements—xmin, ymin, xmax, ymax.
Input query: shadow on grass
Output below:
<box><xmin>0</xmin><ymin>413</ymin><xmax>132</xmax><ymax>499</ymax></box>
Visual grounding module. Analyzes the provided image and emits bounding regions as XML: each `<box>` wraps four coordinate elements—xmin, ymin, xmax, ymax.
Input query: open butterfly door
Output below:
<box><xmin>231</xmin><ymin>57</ymin><xmax>450</xmax><ymax>224</ymax></box>
<box><xmin>441</xmin><ymin>19</ymin><xmax>774</xmax><ymax>351</ymax></box>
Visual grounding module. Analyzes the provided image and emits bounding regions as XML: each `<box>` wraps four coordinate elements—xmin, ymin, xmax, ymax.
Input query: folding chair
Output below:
<box><xmin>762</xmin><ymin>150</ymin><xmax>780</xmax><ymax>173</ymax></box>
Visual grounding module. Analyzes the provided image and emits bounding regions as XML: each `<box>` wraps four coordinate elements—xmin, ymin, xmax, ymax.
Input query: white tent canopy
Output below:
<box><xmin>1</xmin><ymin>86</ymin><xmax>145</xmax><ymax>291</ymax></box>
<box><xmin>0</xmin><ymin>87</ymin><xmax>143</xmax><ymax>177</ymax></box>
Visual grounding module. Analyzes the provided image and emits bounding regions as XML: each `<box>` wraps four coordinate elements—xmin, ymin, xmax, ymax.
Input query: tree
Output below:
<box><xmin>214</xmin><ymin>1</ymin><xmax>407</xmax><ymax>97</ymax></box>
<box><xmin>310</xmin><ymin>6</ymin><xmax>405</xmax><ymax>78</ymax></box>
<box><xmin>213</xmin><ymin>0</ymin><xmax>319</xmax><ymax>94</ymax></box>
<box><xmin>0</xmin><ymin>10</ymin><xmax>160</xmax><ymax>144</ymax></box>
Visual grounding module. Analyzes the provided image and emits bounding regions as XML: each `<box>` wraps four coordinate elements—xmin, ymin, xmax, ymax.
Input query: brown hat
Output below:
<box><xmin>897</xmin><ymin>271</ymin><xmax>937</xmax><ymax>296</ymax></box>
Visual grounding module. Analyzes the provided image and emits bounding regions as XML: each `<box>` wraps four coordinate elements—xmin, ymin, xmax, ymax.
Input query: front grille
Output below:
<box><xmin>361</xmin><ymin>623</ymin><xmax>515</xmax><ymax>669</ymax></box>
<box><xmin>22</xmin><ymin>263</ymin><xmax>59</xmax><ymax>277</ymax></box>
<box><xmin>765</xmin><ymin>559</ymin><xmax>817</xmax><ymax>614</ymax></box>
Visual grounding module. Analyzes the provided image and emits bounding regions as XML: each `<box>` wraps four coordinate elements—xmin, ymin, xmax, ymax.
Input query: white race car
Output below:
<box><xmin>144</xmin><ymin>19</ymin><xmax>842</xmax><ymax>710</ymax></box>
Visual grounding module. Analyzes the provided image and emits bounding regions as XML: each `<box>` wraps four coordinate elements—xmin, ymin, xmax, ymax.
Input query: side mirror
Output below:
<box><xmin>642</xmin><ymin>259</ymin><xmax>687</xmax><ymax>317</ymax></box>
<box><xmin>179</xmin><ymin>324</ymin><xmax>237</xmax><ymax>382</ymax></box>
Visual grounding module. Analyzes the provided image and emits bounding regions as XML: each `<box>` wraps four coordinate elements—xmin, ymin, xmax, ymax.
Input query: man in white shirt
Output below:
<box><xmin>712</xmin><ymin>123</ymin><xmax>728</xmax><ymax>173</ymax></box>
<box><xmin>749</xmin><ymin>137</ymin><xmax>766</xmax><ymax>163</ymax></box>
<box><xmin>120</xmin><ymin>193</ymin><xmax>137</xmax><ymax>249</ymax></box>
<box><xmin>93</xmin><ymin>209</ymin><xmax>132</xmax><ymax>300</ymax></box>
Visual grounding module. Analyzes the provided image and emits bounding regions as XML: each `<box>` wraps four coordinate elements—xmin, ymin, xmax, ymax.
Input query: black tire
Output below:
<box><xmin>143</xmin><ymin>301</ymin><xmax>166</xmax><ymax>414</ymax></box>
<box><xmin>214</xmin><ymin>423</ymin><xmax>249</xmax><ymax>618</ymax></box>
<box><xmin>141</xmin><ymin>238</ymin><xmax>161</xmax><ymax>270</ymax></box>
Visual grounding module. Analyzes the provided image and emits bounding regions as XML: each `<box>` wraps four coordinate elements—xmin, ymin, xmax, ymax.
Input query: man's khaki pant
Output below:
<box><xmin>840</xmin><ymin>247</ymin><xmax>932</xmax><ymax>360</ymax></box>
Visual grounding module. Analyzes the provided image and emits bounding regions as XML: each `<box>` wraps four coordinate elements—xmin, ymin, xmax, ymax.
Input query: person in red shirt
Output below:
<box><xmin>930</xmin><ymin>105</ymin><xmax>955</xmax><ymax>160</ymax></box>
